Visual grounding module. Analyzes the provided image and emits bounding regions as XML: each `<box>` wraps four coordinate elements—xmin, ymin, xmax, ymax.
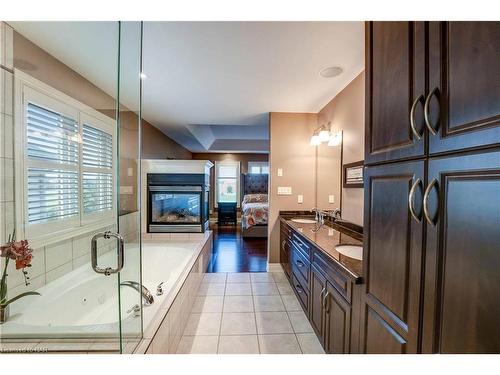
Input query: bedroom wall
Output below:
<box><xmin>268</xmin><ymin>112</ymin><xmax>318</xmax><ymax>263</ymax></box>
<box><xmin>191</xmin><ymin>152</ymin><xmax>269</xmax><ymax>215</ymax></box>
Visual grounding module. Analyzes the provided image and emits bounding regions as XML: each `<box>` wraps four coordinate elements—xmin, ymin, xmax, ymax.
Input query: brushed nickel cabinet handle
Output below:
<box><xmin>295</xmin><ymin>285</ymin><xmax>303</xmax><ymax>294</ymax></box>
<box><xmin>424</xmin><ymin>87</ymin><xmax>439</xmax><ymax>135</ymax></box>
<box><xmin>320</xmin><ymin>287</ymin><xmax>326</xmax><ymax>308</ymax></box>
<box><xmin>423</xmin><ymin>178</ymin><xmax>439</xmax><ymax>226</ymax></box>
<box><xmin>323</xmin><ymin>291</ymin><xmax>331</xmax><ymax>314</ymax></box>
<box><xmin>410</xmin><ymin>94</ymin><xmax>424</xmax><ymax>140</ymax></box>
<box><xmin>408</xmin><ymin>178</ymin><xmax>423</xmax><ymax>223</ymax></box>
<box><xmin>281</xmin><ymin>240</ymin><xmax>286</xmax><ymax>251</ymax></box>
<box><xmin>296</xmin><ymin>259</ymin><xmax>305</xmax><ymax>267</ymax></box>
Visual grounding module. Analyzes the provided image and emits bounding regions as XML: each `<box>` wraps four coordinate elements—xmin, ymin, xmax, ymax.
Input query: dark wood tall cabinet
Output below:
<box><xmin>422</xmin><ymin>150</ymin><xmax>500</xmax><ymax>353</ymax></box>
<box><xmin>361</xmin><ymin>161</ymin><xmax>425</xmax><ymax>353</ymax></box>
<box><xmin>365</xmin><ymin>22</ymin><xmax>426</xmax><ymax>164</ymax></box>
<box><xmin>363</xmin><ymin>21</ymin><xmax>500</xmax><ymax>354</ymax></box>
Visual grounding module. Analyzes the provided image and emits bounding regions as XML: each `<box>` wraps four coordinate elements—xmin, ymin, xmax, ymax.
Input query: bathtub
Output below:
<box><xmin>0</xmin><ymin>238</ymin><xmax>208</xmax><ymax>341</ymax></box>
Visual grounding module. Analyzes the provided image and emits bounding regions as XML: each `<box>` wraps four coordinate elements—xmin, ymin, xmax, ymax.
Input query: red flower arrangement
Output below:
<box><xmin>1</xmin><ymin>232</ymin><xmax>40</xmax><ymax>320</ymax></box>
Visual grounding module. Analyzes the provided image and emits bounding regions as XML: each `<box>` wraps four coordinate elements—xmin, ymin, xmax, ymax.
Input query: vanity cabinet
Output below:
<box><xmin>310</xmin><ymin>260</ymin><xmax>356</xmax><ymax>354</ymax></box>
<box><xmin>280</xmin><ymin>222</ymin><xmax>292</xmax><ymax>279</ymax></box>
<box><xmin>363</xmin><ymin>21</ymin><xmax>500</xmax><ymax>353</ymax></box>
<box><xmin>281</xmin><ymin>219</ymin><xmax>362</xmax><ymax>354</ymax></box>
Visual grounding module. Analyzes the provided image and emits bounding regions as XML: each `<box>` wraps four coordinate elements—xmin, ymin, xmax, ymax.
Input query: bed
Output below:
<box><xmin>240</xmin><ymin>173</ymin><xmax>269</xmax><ymax>238</ymax></box>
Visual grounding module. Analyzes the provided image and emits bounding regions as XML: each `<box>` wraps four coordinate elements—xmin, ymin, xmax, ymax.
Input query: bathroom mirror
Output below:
<box><xmin>315</xmin><ymin>124</ymin><xmax>343</xmax><ymax>213</ymax></box>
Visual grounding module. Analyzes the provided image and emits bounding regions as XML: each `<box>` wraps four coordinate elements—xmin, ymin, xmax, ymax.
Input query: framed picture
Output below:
<box><xmin>343</xmin><ymin>160</ymin><xmax>364</xmax><ymax>188</ymax></box>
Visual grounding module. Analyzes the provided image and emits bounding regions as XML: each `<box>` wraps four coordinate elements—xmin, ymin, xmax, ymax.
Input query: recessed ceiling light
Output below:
<box><xmin>319</xmin><ymin>66</ymin><xmax>343</xmax><ymax>78</ymax></box>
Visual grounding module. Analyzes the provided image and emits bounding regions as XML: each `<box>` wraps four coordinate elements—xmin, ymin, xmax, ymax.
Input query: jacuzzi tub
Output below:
<box><xmin>0</xmin><ymin>239</ymin><xmax>206</xmax><ymax>340</ymax></box>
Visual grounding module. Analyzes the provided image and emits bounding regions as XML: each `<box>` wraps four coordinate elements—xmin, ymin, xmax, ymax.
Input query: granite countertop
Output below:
<box><xmin>280</xmin><ymin>213</ymin><xmax>363</xmax><ymax>282</ymax></box>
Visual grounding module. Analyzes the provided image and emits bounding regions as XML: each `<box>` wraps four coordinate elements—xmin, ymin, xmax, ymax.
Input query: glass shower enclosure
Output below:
<box><xmin>0</xmin><ymin>21</ymin><xmax>143</xmax><ymax>353</ymax></box>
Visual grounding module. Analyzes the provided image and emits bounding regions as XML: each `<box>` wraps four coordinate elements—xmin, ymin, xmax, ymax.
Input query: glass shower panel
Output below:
<box><xmin>0</xmin><ymin>21</ymin><xmax>123</xmax><ymax>353</ymax></box>
<box><xmin>116</xmin><ymin>21</ymin><xmax>143</xmax><ymax>354</ymax></box>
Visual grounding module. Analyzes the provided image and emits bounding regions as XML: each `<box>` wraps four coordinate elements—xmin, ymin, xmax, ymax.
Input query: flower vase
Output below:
<box><xmin>0</xmin><ymin>304</ymin><xmax>9</xmax><ymax>324</ymax></box>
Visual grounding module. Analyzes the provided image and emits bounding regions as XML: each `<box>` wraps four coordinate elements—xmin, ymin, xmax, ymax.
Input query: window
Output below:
<box><xmin>248</xmin><ymin>161</ymin><xmax>269</xmax><ymax>174</ymax></box>
<box><xmin>18</xmin><ymin>78</ymin><xmax>116</xmax><ymax>241</ymax></box>
<box><xmin>215</xmin><ymin>161</ymin><xmax>240</xmax><ymax>206</ymax></box>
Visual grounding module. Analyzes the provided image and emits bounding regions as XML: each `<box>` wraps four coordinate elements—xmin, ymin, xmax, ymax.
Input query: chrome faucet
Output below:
<box><xmin>120</xmin><ymin>281</ymin><xmax>154</xmax><ymax>305</ymax></box>
<box><xmin>311</xmin><ymin>208</ymin><xmax>326</xmax><ymax>232</ymax></box>
<box><xmin>330</xmin><ymin>208</ymin><xmax>341</xmax><ymax>220</ymax></box>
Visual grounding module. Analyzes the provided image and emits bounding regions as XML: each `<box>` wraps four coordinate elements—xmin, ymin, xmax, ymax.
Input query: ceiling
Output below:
<box><xmin>10</xmin><ymin>21</ymin><xmax>365</xmax><ymax>153</ymax></box>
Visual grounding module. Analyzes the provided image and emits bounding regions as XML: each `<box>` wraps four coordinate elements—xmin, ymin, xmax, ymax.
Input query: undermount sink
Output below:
<box><xmin>335</xmin><ymin>244</ymin><xmax>363</xmax><ymax>260</ymax></box>
<box><xmin>291</xmin><ymin>218</ymin><xmax>317</xmax><ymax>224</ymax></box>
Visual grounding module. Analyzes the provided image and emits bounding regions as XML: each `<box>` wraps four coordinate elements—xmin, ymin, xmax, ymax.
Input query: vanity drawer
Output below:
<box><xmin>292</xmin><ymin>273</ymin><xmax>309</xmax><ymax>312</ymax></box>
<box><xmin>312</xmin><ymin>249</ymin><xmax>352</xmax><ymax>303</ymax></box>
<box><xmin>291</xmin><ymin>233</ymin><xmax>310</xmax><ymax>259</ymax></box>
<box><xmin>291</xmin><ymin>245</ymin><xmax>310</xmax><ymax>289</ymax></box>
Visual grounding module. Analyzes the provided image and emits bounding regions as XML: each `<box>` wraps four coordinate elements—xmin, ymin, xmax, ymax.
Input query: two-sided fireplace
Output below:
<box><xmin>147</xmin><ymin>173</ymin><xmax>209</xmax><ymax>233</ymax></box>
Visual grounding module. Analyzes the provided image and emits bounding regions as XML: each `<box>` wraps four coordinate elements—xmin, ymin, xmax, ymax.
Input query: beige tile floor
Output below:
<box><xmin>176</xmin><ymin>271</ymin><xmax>325</xmax><ymax>354</ymax></box>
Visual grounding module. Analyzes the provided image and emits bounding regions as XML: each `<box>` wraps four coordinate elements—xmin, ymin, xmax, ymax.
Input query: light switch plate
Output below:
<box><xmin>328</xmin><ymin>195</ymin><xmax>335</xmax><ymax>204</ymax></box>
<box><xmin>277</xmin><ymin>186</ymin><xmax>292</xmax><ymax>195</ymax></box>
<box><xmin>127</xmin><ymin>167</ymin><xmax>134</xmax><ymax>177</ymax></box>
<box><xmin>298</xmin><ymin>195</ymin><xmax>303</xmax><ymax>203</ymax></box>
<box><xmin>277</xmin><ymin>168</ymin><xmax>283</xmax><ymax>176</ymax></box>
<box><xmin>120</xmin><ymin>186</ymin><xmax>133</xmax><ymax>195</ymax></box>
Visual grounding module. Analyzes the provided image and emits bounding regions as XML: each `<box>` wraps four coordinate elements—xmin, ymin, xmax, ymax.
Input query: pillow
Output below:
<box><xmin>242</xmin><ymin>194</ymin><xmax>268</xmax><ymax>204</ymax></box>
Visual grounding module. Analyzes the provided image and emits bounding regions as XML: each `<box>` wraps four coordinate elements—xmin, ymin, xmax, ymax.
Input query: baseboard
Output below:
<box><xmin>267</xmin><ymin>262</ymin><xmax>284</xmax><ymax>272</ymax></box>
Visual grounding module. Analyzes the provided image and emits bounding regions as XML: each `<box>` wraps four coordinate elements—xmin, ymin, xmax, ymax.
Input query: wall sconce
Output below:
<box><xmin>310</xmin><ymin>130</ymin><xmax>321</xmax><ymax>145</ymax></box>
<box><xmin>328</xmin><ymin>131</ymin><xmax>342</xmax><ymax>146</ymax></box>
<box><xmin>310</xmin><ymin>122</ymin><xmax>332</xmax><ymax>146</ymax></box>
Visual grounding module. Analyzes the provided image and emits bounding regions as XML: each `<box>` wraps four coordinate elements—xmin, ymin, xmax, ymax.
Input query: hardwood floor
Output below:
<box><xmin>210</xmin><ymin>223</ymin><xmax>268</xmax><ymax>273</ymax></box>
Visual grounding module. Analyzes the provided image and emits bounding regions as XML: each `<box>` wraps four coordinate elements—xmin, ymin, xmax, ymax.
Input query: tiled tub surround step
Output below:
<box><xmin>174</xmin><ymin>270</ymin><xmax>325</xmax><ymax>354</ymax></box>
<box><xmin>142</xmin><ymin>232</ymin><xmax>213</xmax><ymax>354</ymax></box>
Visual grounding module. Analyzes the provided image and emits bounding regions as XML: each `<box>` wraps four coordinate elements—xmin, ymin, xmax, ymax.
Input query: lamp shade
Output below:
<box><xmin>318</xmin><ymin>129</ymin><xmax>330</xmax><ymax>142</ymax></box>
<box><xmin>310</xmin><ymin>134</ymin><xmax>321</xmax><ymax>146</ymax></box>
<box><xmin>328</xmin><ymin>131</ymin><xmax>342</xmax><ymax>146</ymax></box>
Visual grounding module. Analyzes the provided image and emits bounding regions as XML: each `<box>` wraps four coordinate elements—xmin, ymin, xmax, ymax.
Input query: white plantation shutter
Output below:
<box><xmin>26</xmin><ymin>103</ymin><xmax>80</xmax><ymax>225</ymax></box>
<box><xmin>82</xmin><ymin>124</ymin><xmax>114</xmax><ymax>215</ymax></box>
<box><xmin>22</xmin><ymin>84</ymin><xmax>116</xmax><ymax>240</ymax></box>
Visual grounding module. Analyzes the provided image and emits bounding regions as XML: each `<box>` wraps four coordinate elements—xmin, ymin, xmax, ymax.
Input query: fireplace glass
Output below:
<box><xmin>151</xmin><ymin>192</ymin><xmax>201</xmax><ymax>224</ymax></box>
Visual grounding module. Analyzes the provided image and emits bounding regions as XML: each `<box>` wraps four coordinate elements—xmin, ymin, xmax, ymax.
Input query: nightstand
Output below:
<box><xmin>217</xmin><ymin>202</ymin><xmax>237</xmax><ymax>225</ymax></box>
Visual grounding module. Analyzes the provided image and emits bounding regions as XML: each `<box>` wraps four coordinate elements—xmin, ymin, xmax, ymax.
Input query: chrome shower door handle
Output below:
<box><xmin>91</xmin><ymin>231</ymin><xmax>125</xmax><ymax>276</ymax></box>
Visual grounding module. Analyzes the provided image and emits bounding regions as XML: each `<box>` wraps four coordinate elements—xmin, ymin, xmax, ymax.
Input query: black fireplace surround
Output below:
<box><xmin>147</xmin><ymin>173</ymin><xmax>209</xmax><ymax>233</ymax></box>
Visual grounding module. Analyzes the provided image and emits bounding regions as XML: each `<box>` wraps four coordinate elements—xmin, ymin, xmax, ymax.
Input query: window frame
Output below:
<box><xmin>214</xmin><ymin>160</ymin><xmax>240</xmax><ymax>208</ymax></box>
<box><xmin>14</xmin><ymin>70</ymin><xmax>117</xmax><ymax>247</ymax></box>
<box><xmin>248</xmin><ymin>161</ymin><xmax>269</xmax><ymax>175</ymax></box>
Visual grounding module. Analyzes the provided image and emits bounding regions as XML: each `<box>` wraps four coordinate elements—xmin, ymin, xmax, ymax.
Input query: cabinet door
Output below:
<box><xmin>325</xmin><ymin>282</ymin><xmax>352</xmax><ymax>354</ymax></box>
<box><xmin>310</xmin><ymin>265</ymin><xmax>327</xmax><ymax>345</ymax></box>
<box><xmin>427</xmin><ymin>22</ymin><xmax>500</xmax><ymax>155</ymax></box>
<box><xmin>280</xmin><ymin>231</ymin><xmax>291</xmax><ymax>278</ymax></box>
<box><xmin>360</xmin><ymin>160</ymin><xmax>426</xmax><ymax>353</ymax></box>
<box><xmin>422</xmin><ymin>150</ymin><xmax>500</xmax><ymax>353</ymax></box>
<box><xmin>365</xmin><ymin>21</ymin><xmax>426</xmax><ymax>164</ymax></box>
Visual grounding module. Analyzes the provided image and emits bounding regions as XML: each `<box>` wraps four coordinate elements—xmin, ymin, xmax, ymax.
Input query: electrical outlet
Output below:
<box><xmin>298</xmin><ymin>195</ymin><xmax>303</xmax><ymax>203</ymax></box>
<box><xmin>277</xmin><ymin>168</ymin><xmax>283</xmax><ymax>177</ymax></box>
<box><xmin>277</xmin><ymin>186</ymin><xmax>292</xmax><ymax>195</ymax></box>
<box><xmin>328</xmin><ymin>195</ymin><xmax>335</xmax><ymax>204</ymax></box>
